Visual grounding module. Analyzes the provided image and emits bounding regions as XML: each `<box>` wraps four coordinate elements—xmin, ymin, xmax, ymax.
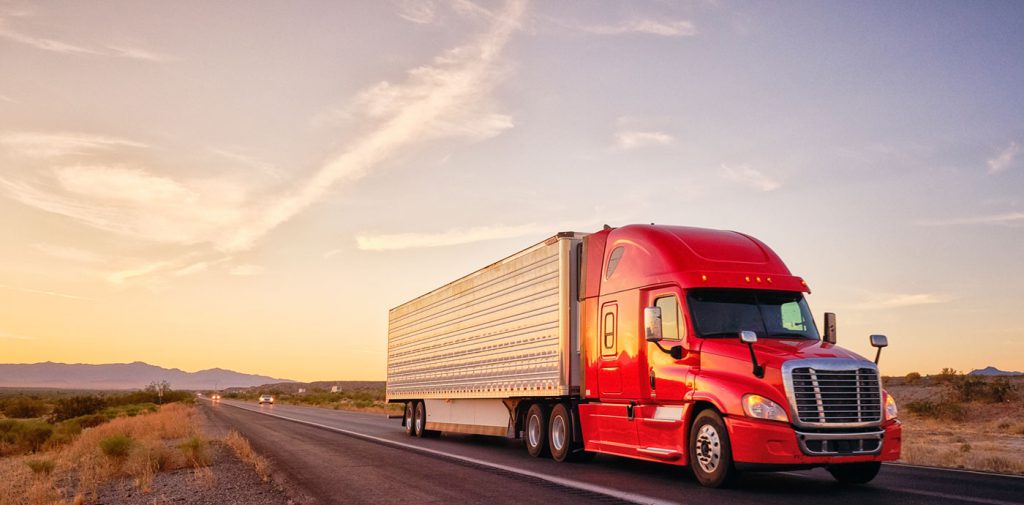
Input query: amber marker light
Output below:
<box><xmin>701</xmin><ymin>274</ymin><xmax>707</xmax><ymax>282</ymax></box>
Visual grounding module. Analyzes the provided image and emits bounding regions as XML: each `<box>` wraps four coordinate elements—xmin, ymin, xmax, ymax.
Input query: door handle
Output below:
<box><xmin>649</xmin><ymin>369</ymin><xmax>656</xmax><ymax>390</ymax></box>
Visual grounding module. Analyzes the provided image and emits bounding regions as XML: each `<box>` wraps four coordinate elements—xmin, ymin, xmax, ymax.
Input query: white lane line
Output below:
<box><xmin>217</xmin><ymin>401</ymin><xmax>682</xmax><ymax>505</ymax></box>
<box><xmin>776</xmin><ymin>472</ymin><xmax>1023</xmax><ymax>505</ymax></box>
<box><xmin>884</xmin><ymin>462</ymin><xmax>1024</xmax><ymax>480</ymax></box>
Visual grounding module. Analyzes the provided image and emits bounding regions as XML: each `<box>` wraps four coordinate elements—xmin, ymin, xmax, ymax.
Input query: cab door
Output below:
<box><xmin>637</xmin><ymin>288</ymin><xmax>697</xmax><ymax>454</ymax></box>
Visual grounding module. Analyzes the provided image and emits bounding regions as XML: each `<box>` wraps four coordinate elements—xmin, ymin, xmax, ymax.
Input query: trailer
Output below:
<box><xmin>387</xmin><ymin>224</ymin><xmax>902</xmax><ymax>487</ymax></box>
<box><xmin>387</xmin><ymin>232</ymin><xmax>582</xmax><ymax>438</ymax></box>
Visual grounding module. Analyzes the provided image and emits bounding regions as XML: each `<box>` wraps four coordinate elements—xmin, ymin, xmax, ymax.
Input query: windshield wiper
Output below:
<box><xmin>700</xmin><ymin>331</ymin><xmax>743</xmax><ymax>339</ymax></box>
<box><xmin>765</xmin><ymin>332</ymin><xmax>812</xmax><ymax>339</ymax></box>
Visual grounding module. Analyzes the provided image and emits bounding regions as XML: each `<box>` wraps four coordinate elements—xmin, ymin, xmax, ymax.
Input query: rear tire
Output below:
<box><xmin>525</xmin><ymin>404</ymin><xmax>550</xmax><ymax>458</ymax></box>
<box><xmin>689</xmin><ymin>409</ymin><xmax>738</xmax><ymax>488</ymax></box>
<box><xmin>404</xmin><ymin>402</ymin><xmax>415</xmax><ymax>437</ymax></box>
<box><xmin>413</xmin><ymin>401</ymin><xmax>426</xmax><ymax>438</ymax></box>
<box><xmin>827</xmin><ymin>462</ymin><xmax>881</xmax><ymax>484</ymax></box>
<box><xmin>549</xmin><ymin>403</ymin><xmax>572</xmax><ymax>462</ymax></box>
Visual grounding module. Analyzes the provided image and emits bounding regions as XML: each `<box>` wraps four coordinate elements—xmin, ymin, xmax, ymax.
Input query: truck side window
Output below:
<box><xmin>780</xmin><ymin>301</ymin><xmax>807</xmax><ymax>331</ymax></box>
<box><xmin>603</xmin><ymin>311</ymin><xmax>616</xmax><ymax>354</ymax></box>
<box><xmin>655</xmin><ymin>295</ymin><xmax>685</xmax><ymax>341</ymax></box>
<box><xmin>605</xmin><ymin>246</ymin><xmax>624</xmax><ymax>279</ymax></box>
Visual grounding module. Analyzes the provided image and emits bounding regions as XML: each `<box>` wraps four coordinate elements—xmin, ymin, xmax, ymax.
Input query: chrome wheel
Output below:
<box><xmin>528</xmin><ymin>413</ymin><xmax>542</xmax><ymax>448</ymax></box>
<box><xmin>414</xmin><ymin>401</ymin><xmax>425</xmax><ymax>436</ymax></box>
<box><xmin>695</xmin><ymin>424</ymin><xmax>722</xmax><ymax>473</ymax></box>
<box><xmin>551</xmin><ymin>414</ymin><xmax>566</xmax><ymax>452</ymax></box>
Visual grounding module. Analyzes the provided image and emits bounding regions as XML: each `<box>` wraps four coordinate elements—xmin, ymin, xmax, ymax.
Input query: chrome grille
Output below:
<box><xmin>783</xmin><ymin>359</ymin><xmax>882</xmax><ymax>427</ymax></box>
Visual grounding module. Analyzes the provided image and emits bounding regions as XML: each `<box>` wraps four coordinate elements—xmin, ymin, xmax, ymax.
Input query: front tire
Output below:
<box><xmin>689</xmin><ymin>409</ymin><xmax>738</xmax><ymax>488</ymax></box>
<box><xmin>828</xmin><ymin>462</ymin><xmax>881</xmax><ymax>484</ymax></box>
<box><xmin>525</xmin><ymin>404</ymin><xmax>550</xmax><ymax>458</ymax></box>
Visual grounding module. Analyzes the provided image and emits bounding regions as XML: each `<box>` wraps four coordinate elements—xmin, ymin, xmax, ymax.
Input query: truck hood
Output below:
<box><xmin>698</xmin><ymin>338</ymin><xmax>870</xmax><ymax>371</ymax></box>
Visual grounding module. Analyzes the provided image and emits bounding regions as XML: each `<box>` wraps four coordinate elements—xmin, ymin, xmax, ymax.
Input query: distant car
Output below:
<box><xmin>258</xmin><ymin>394</ymin><xmax>274</xmax><ymax>405</ymax></box>
<box><xmin>211</xmin><ymin>394</ymin><xmax>221</xmax><ymax>401</ymax></box>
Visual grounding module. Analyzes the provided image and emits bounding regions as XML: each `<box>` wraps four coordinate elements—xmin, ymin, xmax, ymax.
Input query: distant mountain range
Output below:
<box><xmin>0</xmin><ymin>361</ymin><xmax>293</xmax><ymax>390</ymax></box>
<box><xmin>968</xmin><ymin>366</ymin><xmax>1023</xmax><ymax>376</ymax></box>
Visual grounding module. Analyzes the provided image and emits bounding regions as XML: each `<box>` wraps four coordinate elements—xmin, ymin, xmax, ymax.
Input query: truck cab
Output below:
<box><xmin>577</xmin><ymin>224</ymin><xmax>901</xmax><ymax>486</ymax></box>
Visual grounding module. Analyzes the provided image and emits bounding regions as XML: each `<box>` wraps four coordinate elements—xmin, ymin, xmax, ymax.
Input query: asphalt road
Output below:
<box><xmin>202</xmin><ymin>399</ymin><xmax>1024</xmax><ymax>505</ymax></box>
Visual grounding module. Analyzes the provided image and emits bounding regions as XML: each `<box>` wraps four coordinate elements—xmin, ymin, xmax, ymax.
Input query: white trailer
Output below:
<box><xmin>386</xmin><ymin>233</ymin><xmax>583</xmax><ymax>437</ymax></box>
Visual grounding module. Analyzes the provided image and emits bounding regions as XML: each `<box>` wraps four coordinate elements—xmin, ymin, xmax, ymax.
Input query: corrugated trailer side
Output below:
<box><xmin>386</xmin><ymin>233</ymin><xmax>582</xmax><ymax>402</ymax></box>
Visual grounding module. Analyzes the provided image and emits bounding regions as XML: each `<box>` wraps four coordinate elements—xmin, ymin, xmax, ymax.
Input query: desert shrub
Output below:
<box><xmin>100</xmin><ymin>434</ymin><xmax>134</xmax><ymax>459</ymax></box>
<box><xmin>25</xmin><ymin>459</ymin><xmax>55</xmax><ymax>475</ymax></box>
<box><xmin>905</xmin><ymin>399</ymin><xmax>966</xmax><ymax>421</ymax></box>
<box><xmin>905</xmin><ymin>372</ymin><xmax>922</xmax><ymax>384</ymax></box>
<box><xmin>985</xmin><ymin>377</ymin><xmax>1017</xmax><ymax>403</ymax></box>
<box><xmin>18</xmin><ymin>421</ymin><xmax>54</xmax><ymax>453</ymax></box>
<box><xmin>937</xmin><ymin>368</ymin><xmax>960</xmax><ymax>384</ymax></box>
<box><xmin>1</xmin><ymin>397</ymin><xmax>49</xmax><ymax>418</ymax></box>
<box><xmin>178</xmin><ymin>435</ymin><xmax>210</xmax><ymax>467</ymax></box>
<box><xmin>942</xmin><ymin>372</ymin><xmax>1018</xmax><ymax>403</ymax></box>
<box><xmin>49</xmin><ymin>395</ymin><xmax>107</xmax><ymax>423</ymax></box>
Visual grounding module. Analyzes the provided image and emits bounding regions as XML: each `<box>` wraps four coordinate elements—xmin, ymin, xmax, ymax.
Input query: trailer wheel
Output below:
<box><xmin>413</xmin><ymin>401</ymin><xmax>426</xmax><ymax>438</ymax></box>
<box><xmin>827</xmin><ymin>462</ymin><xmax>881</xmax><ymax>484</ymax></box>
<box><xmin>404</xmin><ymin>402</ymin><xmax>415</xmax><ymax>437</ymax></box>
<box><xmin>689</xmin><ymin>409</ymin><xmax>738</xmax><ymax>488</ymax></box>
<box><xmin>525</xmin><ymin>404</ymin><xmax>550</xmax><ymax>458</ymax></box>
<box><xmin>548</xmin><ymin>403</ymin><xmax>572</xmax><ymax>462</ymax></box>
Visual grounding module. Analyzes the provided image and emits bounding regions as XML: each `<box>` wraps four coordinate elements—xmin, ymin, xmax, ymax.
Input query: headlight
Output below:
<box><xmin>742</xmin><ymin>394</ymin><xmax>788</xmax><ymax>422</ymax></box>
<box><xmin>884</xmin><ymin>391</ymin><xmax>898</xmax><ymax>421</ymax></box>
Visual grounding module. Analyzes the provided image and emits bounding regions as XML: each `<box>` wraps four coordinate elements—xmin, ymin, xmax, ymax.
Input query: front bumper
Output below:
<box><xmin>726</xmin><ymin>416</ymin><xmax>901</xmax><ymax>466</ymax></box>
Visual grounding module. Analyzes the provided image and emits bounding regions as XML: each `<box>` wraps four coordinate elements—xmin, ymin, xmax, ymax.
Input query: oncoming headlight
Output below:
<box><xmin>742</xmin><ymin>394</ymin><xmax>788</xmax><ymax>422</ymax></box>
<box><xmin>884</xmin><ymin>391</ymin><xmax>898</xmax><ymax>421</ymax></box>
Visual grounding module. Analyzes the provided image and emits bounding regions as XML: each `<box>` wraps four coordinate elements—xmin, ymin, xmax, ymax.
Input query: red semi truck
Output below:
<box><xmin>386</xmin><ymin>224</ymin><xmax>901</xmax><ymax>487</ymax></box>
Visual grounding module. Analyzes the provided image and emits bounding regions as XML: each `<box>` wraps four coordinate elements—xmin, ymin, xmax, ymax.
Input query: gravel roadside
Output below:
<box><xmin>91</xmin><ymin>406</ymin><xmax>301</xmax><ymax>505</ymax></box>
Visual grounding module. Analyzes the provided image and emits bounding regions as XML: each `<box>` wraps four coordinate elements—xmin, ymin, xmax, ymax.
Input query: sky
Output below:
<box><xmin>1</xmin><ymin>0</ymin><xmax>1022</xmax><ymax>382</ymax></box>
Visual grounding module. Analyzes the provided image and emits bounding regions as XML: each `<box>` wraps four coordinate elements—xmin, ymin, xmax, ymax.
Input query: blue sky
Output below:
<box><xmin>0</xmin><ymin>1</ymin><xmax>1022</xmax><ymax>379</ymax></box>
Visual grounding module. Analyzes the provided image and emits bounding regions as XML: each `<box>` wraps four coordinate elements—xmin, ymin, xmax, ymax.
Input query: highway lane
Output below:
<box><xmin>203</xmin><ymin>399</ymin><xmax>1024</xmax><ymax>505</ymax></box>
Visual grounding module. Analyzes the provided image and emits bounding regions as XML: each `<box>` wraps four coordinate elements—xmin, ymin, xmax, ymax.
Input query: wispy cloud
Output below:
<box><xmin>218</xmin><ymin>0</ymin><xmax>525</xmax><ymax>252</ymax></box>
<box><xmin>0</xmin><ymin>1</ymin><xmax>527</xmax><ymax>283</ymax></box>
<box><xmin>0</xmin><ymin>166</ymin><xmax>244</xmax><ymax>245</ymax></box>
<box><xmin>0</xmin><ymin>329</ymin><xmax>34</xmax><ymax>340</ymax></box>
<box><xmin>0</xmin><ymin>132</ymin><xmax>148</xmax><ymax>158</ymax></box>
<box><xmin>0</xmin><ymin>94</ymin><xmax>15</xmax><ymax>103</ymax></box>
<box><xmin>579</xmin><ymin>19</ymin><xmax>696</xmax><ymax>38</ymax></box>
<box><xmin>33</xmin><ymin>243</ymin><xmax>108</xmax><ymax>264</ymax></box>
<box><xmin>917</xmin><ymin>212</ymin><xmax>1024</xmax><ymax>226</ymax></box>
<box><xmin>0</xmin><ymin>283</ymin><xmax>95</xmax><ymax>301</ymax></box>
<box><xmin>851</xmin><ymin>293</ymin><xmax>950</xmax><ymax>310</ymax></box>
<box><xmin>987</xmin><ymin>141</ymin><xmax>1020</xmax><ymax>174</ymax></box>
<box><xmin>171</xmin><ymin>261</ymin><xmax>208</xmax><ymax>278</ymax></box>
<box><xmin>615</xmin><ymin>130</ymin><xmax>674</xmax><ymax>150</ymax></box>
<box><xmin>720</xmin><ymin>163</ymin><xmax>781</xmax><ymax>192</ymax></box>
<box><xmin>229</xmin><ymin>264</ymin><xmax>264</xmax><ymax>276</ymax></box>
<box><xmin>395</xmin><ymin>0</ymin><xmax>438</xmax><ymax>24</ymax></box>
<box><xmin>0</xmin><ymin>19</ymin><xmax>173</xmax><ymax>61</ymax></box>
<box><xmin>356</xmin><ymin>223</ymin><xmax>544</xmax><ymax>251</ymax></box>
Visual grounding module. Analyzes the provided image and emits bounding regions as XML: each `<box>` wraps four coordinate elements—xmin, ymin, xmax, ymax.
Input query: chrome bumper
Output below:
<box><xmin>795</xmin><ymin>429</ymin><xmax>884</xmax><ymax>456</ymax></box>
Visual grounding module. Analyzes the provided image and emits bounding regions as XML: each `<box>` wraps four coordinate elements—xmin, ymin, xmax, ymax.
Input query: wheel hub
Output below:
<box><xmin>695</xmin><ymin>424</ymin><xmax>721</xmax><ymax>473</ymax></box>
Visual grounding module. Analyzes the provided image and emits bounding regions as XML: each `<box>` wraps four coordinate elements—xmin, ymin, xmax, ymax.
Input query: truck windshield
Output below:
<box><xmin>687</xmin><ymin>288</ymin><xmax>820</xmax><ymax>340</ymax></box>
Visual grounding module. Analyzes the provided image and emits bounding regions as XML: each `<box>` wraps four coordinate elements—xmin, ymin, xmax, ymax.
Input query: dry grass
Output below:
<box><xmin>0</xmin><ymin>403</ymin><xmax>210</xmax><ymax>505</ymax></box>
<box><xmin>224</xmin><ymin>430</ymin><xmax>270</xmax><ymax>482</ymax></box>
<box><xmin>891</xmin><ymin>380</ymin><xmax>1024</xmax><ymax>475</ymax></box>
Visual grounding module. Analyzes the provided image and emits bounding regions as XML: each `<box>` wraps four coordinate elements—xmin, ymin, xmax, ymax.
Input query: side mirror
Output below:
<box><xmin>870</xmin><ymin>334</ymin><xmax>888</xmax><ymax>364</ymax></box>
<box><xmin>644</xmin><ymin>306</ymin><xmax>663</xmax><ymax>342</ymax></box>
<box><xmin>823</xmin><ymin>312</ymin><xmax>836</xmax><ymax>344</ymax></box>
<box><xmin>739</xmin><ymin>330</ymin><xmax>764</xmax><ymax>378</ymax></box>
<box><xmin>739</xmin><ymin>330</ymin><xmax>757</xmax><ymax>344</ymax></box>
